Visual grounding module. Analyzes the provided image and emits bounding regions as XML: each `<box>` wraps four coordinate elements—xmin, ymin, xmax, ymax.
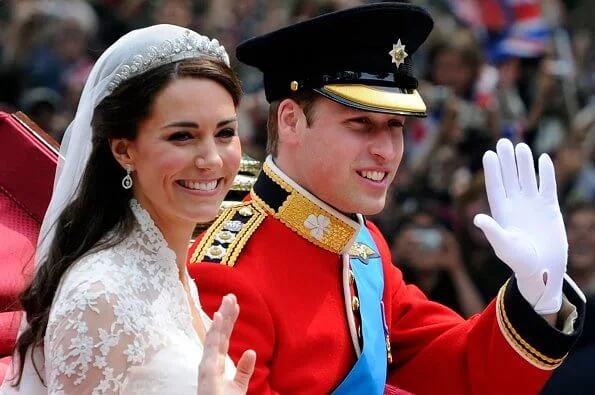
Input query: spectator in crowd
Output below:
<box><xmin>391</xmin><ymin>209</ymin><xmax>486</xmax><ymax>317</ymax></box>
<box><xmin>541</xmin><ymin>201</ymin><xmax>595</xmax><ymax>394</ymax></box>
<box><xmin>553</xmin><ymin>141</ymin><xmax>595</xmax><ymax>205</ymax></box>
<box><xmin>454</xmin><ymin>173</ymin><xmax>512</xmax><ymax>302</ymax></box>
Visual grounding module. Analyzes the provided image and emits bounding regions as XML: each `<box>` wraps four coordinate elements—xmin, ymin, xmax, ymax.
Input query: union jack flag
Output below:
<box><xmin>443</xmin><ymin>0</ymin><xmax>551</xmax><ymax>61</ymax></box>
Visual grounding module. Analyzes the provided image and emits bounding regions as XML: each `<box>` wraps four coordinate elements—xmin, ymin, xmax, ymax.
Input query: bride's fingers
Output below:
<box><xmin>217</xmin><ymin>294</ymin><xmax>237</xmax><ymax>322</ymax></box>
<box><xmin>198</xmin><ymin>311</ymin><xmax>223</xmax><ymax>380</ymax></box>
<box><xmin>198</xmin><ymin>295</ymin><xmax>241</xmax><ymax>387</ymax></box>
<box><xmin>218</xmin><ymin>295</ymin><xmax>239</xmax><ymax>354</ymax></box>
<box><xmin>222</xmin><ymin>295</ymin><xmax>239</xmax><ymax>323</ymax></box>
<box><xmin>234</xmin><ymin>350</ymin><xmax>256</xmax><ymax>390</ymax></box>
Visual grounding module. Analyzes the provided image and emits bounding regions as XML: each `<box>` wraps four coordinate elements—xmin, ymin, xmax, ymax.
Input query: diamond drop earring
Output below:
<box><xmin>122</xmin><ymin>165</ymin><xmax>133</xmax><ymax>190</ymax></box>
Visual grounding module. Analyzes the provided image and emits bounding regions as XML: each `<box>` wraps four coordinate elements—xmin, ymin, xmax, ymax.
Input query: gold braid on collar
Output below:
<box><xmin>250</xmin><ymin>158</ymin><xmax>360</xmax><ymax>255</ymax></box>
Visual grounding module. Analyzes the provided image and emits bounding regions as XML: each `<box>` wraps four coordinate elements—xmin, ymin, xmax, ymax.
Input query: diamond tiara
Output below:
<box><xmin>107</xmin><ymin>30</ymin><xmax>230</xmax><ymax>93</ymax></box>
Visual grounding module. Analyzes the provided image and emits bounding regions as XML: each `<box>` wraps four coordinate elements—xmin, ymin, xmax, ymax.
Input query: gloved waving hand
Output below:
<box><xmin>474</xmin><ymin>139</ymin><xmax>566</xmax><ymax>315</ymax></box>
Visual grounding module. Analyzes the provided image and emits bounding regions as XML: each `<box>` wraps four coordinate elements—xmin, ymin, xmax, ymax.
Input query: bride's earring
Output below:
<box><xmin>122</xmin><ymin>165</ymin><xmax>133</xmax><ymax>190</ymax></box>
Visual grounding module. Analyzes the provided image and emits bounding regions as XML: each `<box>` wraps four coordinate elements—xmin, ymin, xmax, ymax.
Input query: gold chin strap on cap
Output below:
<box><xmin>320</xmin><ymin>84</ymin><xmax>427</xmax><ymax>117</ymax></box>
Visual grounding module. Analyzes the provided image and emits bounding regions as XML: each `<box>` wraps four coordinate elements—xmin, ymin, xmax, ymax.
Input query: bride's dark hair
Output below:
<box><xmin>12</xmin><ymin>57</ymin><xmax>242</xmax><ymax>385</ymax></box>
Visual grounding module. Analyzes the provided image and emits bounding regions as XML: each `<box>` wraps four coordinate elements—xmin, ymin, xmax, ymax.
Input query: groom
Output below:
<box><xmin>188</xmin><ymin>3</ymin><xmax>585</xmax><ymax>394</ymax></box>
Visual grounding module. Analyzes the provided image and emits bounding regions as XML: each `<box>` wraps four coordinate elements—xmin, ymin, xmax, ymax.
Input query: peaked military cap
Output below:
<box><xmin>236</xmin><ymin>2</ymin><xmax>434</xmax><ymax>117</ymax></box>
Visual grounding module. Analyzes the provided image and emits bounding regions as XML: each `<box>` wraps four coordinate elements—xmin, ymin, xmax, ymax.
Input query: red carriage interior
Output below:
<box><xmin>0</xmin><ymin>111</ymin><xmax>58</xmax><ymax>383</ymax></box>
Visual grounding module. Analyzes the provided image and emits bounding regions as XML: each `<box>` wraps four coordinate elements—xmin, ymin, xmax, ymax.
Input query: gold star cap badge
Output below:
<box><xmin>389</xmin><ymin>39</ymin><xmax>408</xmax><ymax>69</ymax></box>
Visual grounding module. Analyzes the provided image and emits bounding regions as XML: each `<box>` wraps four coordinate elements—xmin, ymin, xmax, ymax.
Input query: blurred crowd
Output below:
<box><xmin>1</xmin><ymin>0</ymin><xmax>594</xmax><ymax>392</ymax></box>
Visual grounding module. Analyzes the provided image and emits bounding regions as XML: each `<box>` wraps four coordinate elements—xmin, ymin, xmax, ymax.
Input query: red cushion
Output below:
<box><xmin>0</xmin><ymin>111</ymin><xmax>57</xmax><ymax>308</ymax></box>
<box><xmin>0</xmin><ymin>355</ymin><xmax>12</xmax><ymax>386</ymax></box>
<box><xmin>0</xmin><ymin>112</ymin><xmax>58</xmax><ymax>222</ymax></box>
<box><xmin>0</xmin><ymin>311</ymin><xmax>22</xmax><ymax>357</ymax></box>
<box><xmin>0</xmin><ymin>112</ymin><xmax>58</xmax><ymax>373</ymax></box>
<box><xmin>0</xmin><ymin>112</ymin><xmax>57</xmax><ymax>310</ymax></box>
<box><xmin>0</xmin><ymin>192</ymin><xmax>37</xmax><ymax>311</ymax></box>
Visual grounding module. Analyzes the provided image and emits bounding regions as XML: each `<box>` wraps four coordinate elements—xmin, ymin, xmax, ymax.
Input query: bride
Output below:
<box><xmin>1</xmin><ymin>24</ymin><xmax>255</xmax><ymax>394</ymax></box>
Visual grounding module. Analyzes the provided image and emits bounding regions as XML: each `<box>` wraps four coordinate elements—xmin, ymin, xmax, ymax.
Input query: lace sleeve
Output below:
<box><xmin>45</xmin><ymin>279</ymin><xmax>155</xmax><ymax>395</ymax></box>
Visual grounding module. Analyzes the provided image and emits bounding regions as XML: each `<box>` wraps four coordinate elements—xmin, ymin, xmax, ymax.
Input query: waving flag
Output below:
<box><xmin>443</xmin><ymin>0</ymin><xmax>551</xmax><ymax>63</ymax></box>
<box><xmin>494</xmin><ymin>0</ymin><xmax>551</xmax><ymax>60</ymax></box>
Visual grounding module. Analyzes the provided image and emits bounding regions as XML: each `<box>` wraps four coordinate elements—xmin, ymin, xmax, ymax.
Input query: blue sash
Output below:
<box><xmin>332</xmin><ymin>225</ymin><xmax>387</xmax><ymax>395</ymax></box>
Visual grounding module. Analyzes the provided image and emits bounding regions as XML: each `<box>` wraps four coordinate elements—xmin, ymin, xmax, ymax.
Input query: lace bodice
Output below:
<box><xmin>1</xmin><ymin>200</ymin><xmax>235</xmax><ymax>394</ymax></box>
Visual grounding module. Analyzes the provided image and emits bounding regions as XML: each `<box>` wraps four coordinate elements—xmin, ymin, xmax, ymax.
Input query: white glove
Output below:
<box><xmin>474</xmin><ymin>139</ymin><xmax>566</xmax><ymax>314</ymax></box>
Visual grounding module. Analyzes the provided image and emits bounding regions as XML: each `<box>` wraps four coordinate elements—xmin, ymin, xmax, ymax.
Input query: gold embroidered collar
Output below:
<box><xmin>250</xmin><ymin>157</ymin><xmax>361</xmax><ymax>255</ymax></box>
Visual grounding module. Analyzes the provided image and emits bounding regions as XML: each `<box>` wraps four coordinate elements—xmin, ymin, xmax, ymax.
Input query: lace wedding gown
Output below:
<box><xmin>1</xmin><ymin>200</ymin><xmax>235</xmax><ymax>394</ymax></box>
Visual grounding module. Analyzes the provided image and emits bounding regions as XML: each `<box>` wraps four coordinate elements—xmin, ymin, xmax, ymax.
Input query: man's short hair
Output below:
<box><xmin>266</xmin><ymin>90</ymin><xmax>320</xmax><ymax>157</ymax></box>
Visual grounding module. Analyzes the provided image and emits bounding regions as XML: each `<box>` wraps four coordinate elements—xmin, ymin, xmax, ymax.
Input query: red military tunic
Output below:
<box><xmin>187</xmin><ymin>158</ymin><xmax>584</xmax><ymax>395</ymax></box>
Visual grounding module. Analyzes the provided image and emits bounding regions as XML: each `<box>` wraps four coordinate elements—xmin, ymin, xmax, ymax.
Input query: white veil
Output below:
<box><xmin>36</xmin><ymin>24</ymin><xmax>230</xmax><ymax>264</ymax></box>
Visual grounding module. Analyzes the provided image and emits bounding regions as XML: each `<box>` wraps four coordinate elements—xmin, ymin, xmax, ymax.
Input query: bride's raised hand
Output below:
<box><xmin>197</xmin><ymin>294</ymin><xmax>256</xmax><ymax>395</ymax></box>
